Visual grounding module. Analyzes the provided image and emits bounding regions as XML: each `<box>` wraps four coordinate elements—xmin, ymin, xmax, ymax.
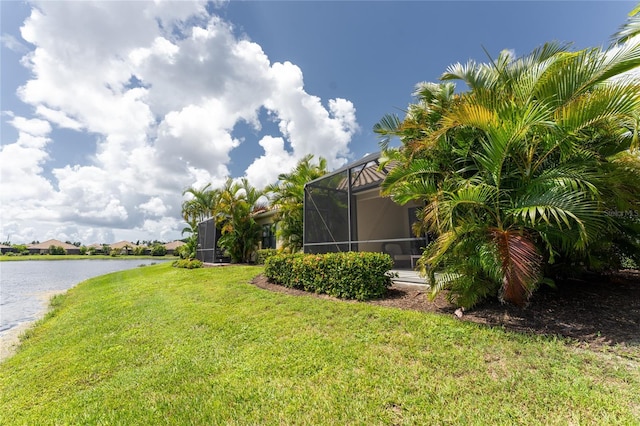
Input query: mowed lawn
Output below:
<box><xmin>1</xmin><ymin>263</ymin><xmax>638</xmax><ymax>425</ymax></box>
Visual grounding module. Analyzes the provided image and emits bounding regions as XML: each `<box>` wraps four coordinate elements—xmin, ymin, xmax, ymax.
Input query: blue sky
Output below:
<box><xmin>0</xmin><ymin>1</ymin><xmax>636</xmax><ymax>244</ymax></box>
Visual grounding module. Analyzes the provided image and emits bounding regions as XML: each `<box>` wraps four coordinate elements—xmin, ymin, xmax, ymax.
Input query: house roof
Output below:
<box><xmin>306</xmin><ymin>151</ymin><xmax>395</xmax><ymax>193</ymax></box>
<box><xmin>252</xmin><ymin>206</ymin><xmax>279</xmax><ymax>219</ymax></box>
<box><xmin>110</xmin><ymin>241</ymin><xmax>136</xmax><ymax>249</ymax></box>
<box><xmin>163</xmin><ymin>241</ymin><xmax>185</xmax><ymax>250</ymax></box>
<box><xmin>28</xmin><ymin>239</ymin><xmax>78</xmax><ymax>250</ymax></box>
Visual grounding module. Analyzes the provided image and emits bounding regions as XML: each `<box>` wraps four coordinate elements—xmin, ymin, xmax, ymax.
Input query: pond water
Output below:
<box><xmin>0</xmin><ymin>259</ymin><xmax>167</xmax><ymax>336</ymax></box>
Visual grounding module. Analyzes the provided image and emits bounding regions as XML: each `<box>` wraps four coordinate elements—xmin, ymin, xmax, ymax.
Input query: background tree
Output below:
<box><xmin>182</xmin><ymin>183</ymin><xmax>220</xmax><ymax>224</ymax></box>
<box><xmin>376</xmin><ymin>37</ymin><xmax>640</xmax><ymax>307</ymax></box>
<box><xmin>179</xmin><ymin>219</ymin><xmax>199</xmax><ymax>259</ymax></box>
<box><xmin>181</xmin><ymin>183</ymin><xmax>221</xmax><ymax>261</ymax></box>
<box><xmin>266</xmin><ymin>155</ymin><xmax>328</xmax><ymax>252</ymax></box>
<box><xmin>217</xmin><ymin>178</ymin><xmax>267</xmax><ymax>263</ymax></box>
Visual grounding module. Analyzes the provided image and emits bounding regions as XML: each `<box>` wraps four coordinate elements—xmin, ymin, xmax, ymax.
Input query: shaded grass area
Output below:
<box><xmin>1</xmin><ymin>263</ymin><xmax>638</xmax><ymax>424</ymax></box>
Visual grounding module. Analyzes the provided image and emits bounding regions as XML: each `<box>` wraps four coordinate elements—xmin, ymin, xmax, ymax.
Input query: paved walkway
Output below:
<box><xmin>390</xmin><ymin>269</ymin><xmax>430</xmax><ymax>288</ymax></box>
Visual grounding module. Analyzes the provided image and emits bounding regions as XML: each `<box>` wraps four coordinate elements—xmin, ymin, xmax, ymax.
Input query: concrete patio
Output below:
<box><xmin>390</xmin><ymin>269</ymin><xmax>430</xmax><ymax>288</ymax></box>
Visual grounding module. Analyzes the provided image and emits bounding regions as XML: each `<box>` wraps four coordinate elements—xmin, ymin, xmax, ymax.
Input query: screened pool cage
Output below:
<box><xmin>303</xmin><ymin>152</ymin><xmax>428</xmax><ymax>269</ymax></box>
<box><xmin>196</xmin><ymin>218</ymin><xmax>229</xmax><ymax>263</ymax></box>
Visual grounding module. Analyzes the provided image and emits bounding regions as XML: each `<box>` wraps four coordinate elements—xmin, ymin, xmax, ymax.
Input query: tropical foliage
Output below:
<box><xmin>181</xmin><ymin>183</ymin><xmax>220</xmax><ymax>225</ymax></box>
<box><xmin>266</xmin><ymin>155</ymin><xmax>328</xmax><ymax>252</ymax></box>
<box><xmin>614</xmin><ymin>4</ymin><xmax>640</xmax><ymax>44</ymax></box>
<box><xmin>180</xmin><ymin>183</ymin><xmax>221</xmax><ymax>260</ymax></box>
<box><xmin>375</xmin><ymin>37</ymin><xmax>640</xmax><ymax>307</ymax></box>
<box><xmin>216</xmin><ymin>178</ymin><xmax>267</xmax><ymax>263</ymax></box>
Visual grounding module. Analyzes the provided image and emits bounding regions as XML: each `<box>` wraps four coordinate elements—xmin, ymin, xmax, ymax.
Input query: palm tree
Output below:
<box><xmin>266</xmin><ymin>155</ymin><xmax>328</xmax><ymax>252</ymax></box>
<box><xmin>216</xmin><ymin>178</ymin><xmax>267</xmax><ymax>263</ymax></box>
<box><xmin>179</xmin><ymin>218</ymin><xmax>199</xmax><ymax>259</ymax></box>
<box><xmin>181</xmin><ymin>183</ymin><xmax>220</xmax><ymax>224</ymax></box>
<box><xmin>376</xmin><ymin>39</ymin><xmax>640</xmax><ymax>307</ymax></box>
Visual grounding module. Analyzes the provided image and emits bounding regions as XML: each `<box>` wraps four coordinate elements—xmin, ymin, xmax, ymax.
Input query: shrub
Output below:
<box><xmin>172</xmin><ymin>259</ymin><xmax>203</xmax><ymax>269</ymax></box>
<box><xmin>48</xmin><ymin>245</ymin><xmax>66</xmax><ymax>255</ymax></box>
<box><xmin>133</xmin><ymin>246</ymin><xmax>147</xmax><ymax>256</ymax></box>
<box><xmin>256</xmin><ymin>248</ymin><xmax>279</xmax><ymax>265</ymax></box>
<box><xmin>264</xmin><ymin>252</ymin><xmax>394</xmax><ymax>301</ymax></box>
<box><xmin>151</xmin><ymin>244</ymin><xmax>167</xmax><ymax>256</ymax></box>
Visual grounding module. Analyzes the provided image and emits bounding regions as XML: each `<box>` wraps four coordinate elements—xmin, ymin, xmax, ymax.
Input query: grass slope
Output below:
<box><xmin>1</xmin><ymin>263</ymin><xmax>638</xmax><ymax>424</ymax></box>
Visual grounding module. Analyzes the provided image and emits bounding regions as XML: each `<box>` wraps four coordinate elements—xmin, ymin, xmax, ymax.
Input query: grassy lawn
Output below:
<box><xmin>1</xmin><ymin>263</ymin><xmax>638</xmax><ymax>424</ymax></box>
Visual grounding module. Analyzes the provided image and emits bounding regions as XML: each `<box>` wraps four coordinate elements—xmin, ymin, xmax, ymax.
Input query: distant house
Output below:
<box><xmin>163</xmin><ymin>240</ymin><xmax>185</xmax><ymax>255</ymax></box>
<box><xmin>0</xmin><ymin>244</ymin><xmax>15</xmax><ymax>254</ymax></box>
<box><xmin>109</xmin><ymin>241</ymin><xmax>136</xmax><ymax>255</ymax></box>
<box><xmin>28</xmin><ymin>239</ymin><xmax>81</xmax><ymax>255</ymax></box>
<box><xmin>86</xmin><ymin>243</ymin><xmax>106</xmax><ymax>254</ymax></box>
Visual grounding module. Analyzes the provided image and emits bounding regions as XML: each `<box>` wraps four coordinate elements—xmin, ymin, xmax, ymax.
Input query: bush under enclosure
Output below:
<box><xmin>264</xmin><ymin>252</ymin><xmax>394</xmax><ymax>301</ymax></box>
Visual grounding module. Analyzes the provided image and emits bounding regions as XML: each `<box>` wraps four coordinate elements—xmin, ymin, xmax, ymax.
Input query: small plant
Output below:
<box><xmin>172</xmin><ymin>259</ymin><xmax>203</xmax><ymax>269</ymax></box>
<box><xmin>151</xmin><ymin>244</ymin><xmax>167</xmax><ymax>256</ymax></box>
<box><xmin>48</xmin><ymin>245</ymin><xmax>66</xmax><ymax>255</ymax></box>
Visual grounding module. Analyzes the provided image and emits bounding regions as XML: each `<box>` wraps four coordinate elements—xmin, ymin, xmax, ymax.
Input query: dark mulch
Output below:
<box><xmin>250</xmin><ymin>271</ymin><xmax>640</xmax><ymax>352</ymax></box>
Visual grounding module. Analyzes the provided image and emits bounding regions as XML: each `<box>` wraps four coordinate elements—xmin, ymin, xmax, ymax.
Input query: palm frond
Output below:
<box><xmin>612</xmin><ymin>6</ymin><xmax>640</xmax><ymax>45</ymax></box>
<box><xmin>374</xmin><ymin>113</ymin><xmax>402</xmax><ymax>150</ymax></box>
<box><xmin>556</xmin><ymin>83</ymin><xmax>640</xmax><ymax>136</ymax></box>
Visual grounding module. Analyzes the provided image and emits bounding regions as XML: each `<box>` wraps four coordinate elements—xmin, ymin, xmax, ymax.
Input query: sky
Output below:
<box><xmin>0</xmin><ymin>0</ymin><xmax>636</xmax><ymax>244</ymax></box>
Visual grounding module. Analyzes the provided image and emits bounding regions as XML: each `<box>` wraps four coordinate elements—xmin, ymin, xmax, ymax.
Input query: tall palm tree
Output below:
<box><xmin>217</xmin><ymin>178</ymin><xmax>267</xmax><ymax>263</ymax></box>
<box><xmin>376</xmin><ymin>39</ymin><xmax>640</xmax><ymax>307</ymax></box>
<box><xmin>266</xmin><ymin>155</ymin><xmax>328</xmax><ymax>252</ymax></box>
<box><xmin>181</xmin><ymin>183</ymin><xmax>220</xmax><ymax>224</ymax></box>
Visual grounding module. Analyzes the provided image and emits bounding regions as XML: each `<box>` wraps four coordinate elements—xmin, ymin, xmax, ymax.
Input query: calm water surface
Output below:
<box><xmin>0</xmin><ymin>259</ymin><xmax>167</xmax><ymax>335</ymax></box>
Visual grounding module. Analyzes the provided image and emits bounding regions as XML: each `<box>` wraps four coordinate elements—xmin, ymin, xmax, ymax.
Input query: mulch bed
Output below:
<box><xmin>250</xmin><ymin>271</ymin><xmax>640</xmax><ymax>352</ymax></box>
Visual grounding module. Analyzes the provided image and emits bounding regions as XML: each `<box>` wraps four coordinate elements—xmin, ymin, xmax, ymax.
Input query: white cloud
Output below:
<box><xmin>8</xmin><ymin>116</ymin><xmax>51</xmax><ymax>136</ymax></box>
<box><xmin>35</xmin><ymin>105</ymin><xmax>83</xmax><ymax>130</ymax></box>
<box><xmin>244</xmin><ymin>136</ymin><xmax>298</xmax><ymax>189</ymax></box>
<box><xmin>0</xmin><ymin>33</ymin><xmax>28</xmax><ymax>53</ymax></box>
<box><xmin>1</xmin><ymin>1</ymin><xmax>359</xmax><ymax>243</ymax></box>
<box><xmin>0</xmin><ymin>117</ymin><xmax>55</xmax><ymax>205</ymax></box>
<box><xmin>138</xmin><ymin>197</ymin><xmax>169</xmax><ymax>217</ymax></box>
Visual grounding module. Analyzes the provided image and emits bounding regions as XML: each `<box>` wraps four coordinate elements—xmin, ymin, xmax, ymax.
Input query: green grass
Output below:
<box><xmin>1</xmin><ymin>263</ymin><xmax>638</xmax><ymax>424</ymax></box>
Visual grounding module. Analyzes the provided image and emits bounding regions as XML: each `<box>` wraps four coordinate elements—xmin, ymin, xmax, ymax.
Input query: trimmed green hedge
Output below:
<box><xmin>172</xmin><ymin>259</ymin><xmax>203</xmax><ymax>269</ymax></box>
<box><xmin>256</xmin><ymin>248</ymin><xmax>279</xmax><ymax>265</ymax></box>
<box><xmin>264</xmin><ymin>252</ymin><xmax>394</xmax><ymax>300</ymax></box>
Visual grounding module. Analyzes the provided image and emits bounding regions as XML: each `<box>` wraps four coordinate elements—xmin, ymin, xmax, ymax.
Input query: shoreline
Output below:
<box><xmin>0</xmin><ymin>289</ymin><xmax>68</xmax><ymax>362</ymax></box>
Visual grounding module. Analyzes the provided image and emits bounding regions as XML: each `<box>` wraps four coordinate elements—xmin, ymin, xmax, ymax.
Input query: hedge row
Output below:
<box><xmin>172</xmin><ymin>259</ymin><xmax>203</xmax><ymax>269</ymax></box>
<box><xmin>256</xmin><ymin>248</ymin><xmax>279</xmax><ymax>265</ymax></box>
<box><xmin>264</xmin><ymin>252</ymin><xmax>394</xmax><ymax>300</ymax></box>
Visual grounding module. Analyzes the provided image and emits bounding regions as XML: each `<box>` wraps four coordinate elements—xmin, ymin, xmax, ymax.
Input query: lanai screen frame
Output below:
<box><xmin>303</xmin><ymin>152</ymin><xmax>428</xmax><ymax>265</ymax></box>
<box><xmin>196</xmin><ymin>218</ymin><xmax>228</xmax><ymax>263</ymax></box>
